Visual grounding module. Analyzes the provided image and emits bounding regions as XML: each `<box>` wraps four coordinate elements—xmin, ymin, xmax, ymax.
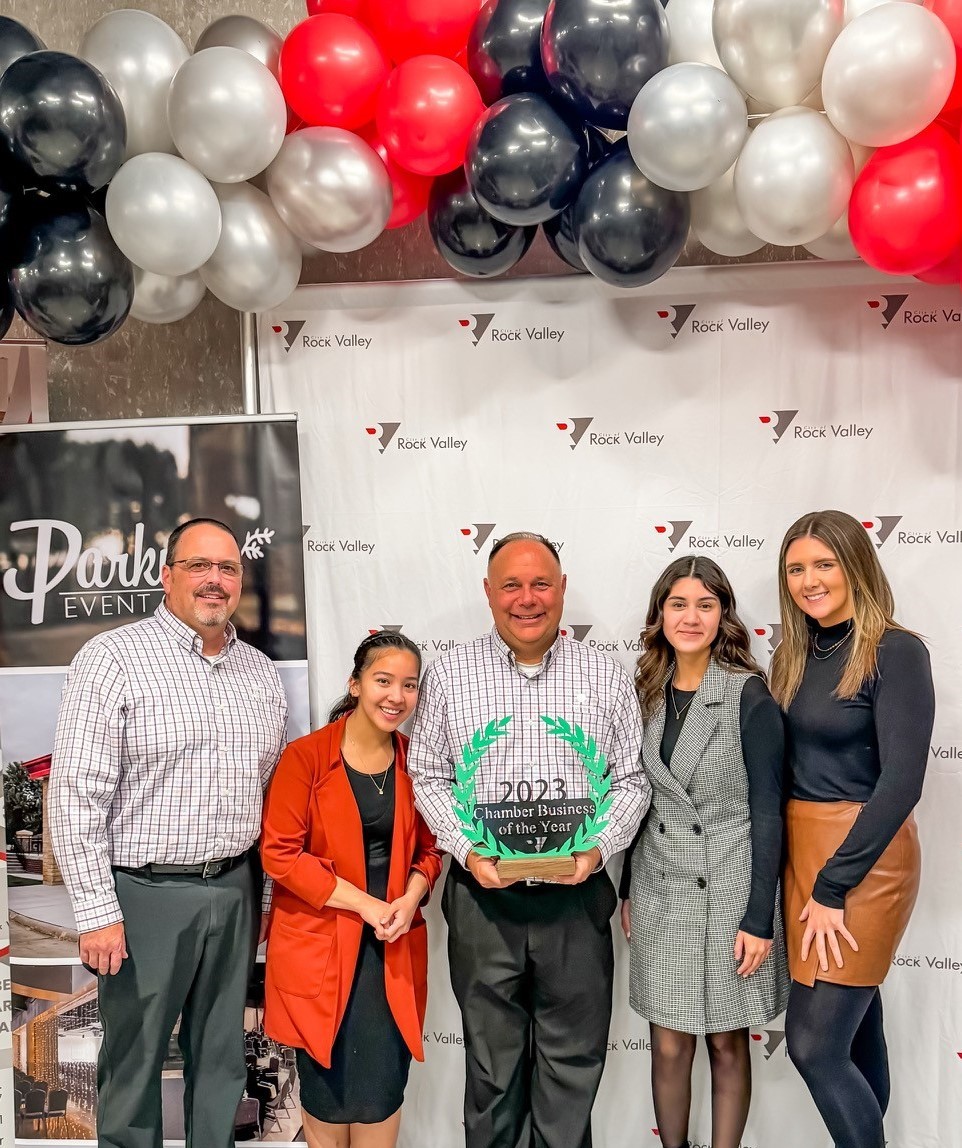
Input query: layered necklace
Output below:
<box><xmin>346</xmin><ymin>729</ymin><xmax>393</xmax><ymax>795</ymax></box>
<box><xmin>812</xmin><ymin>622</ymin><xmax>854</xmax><ymax>660</ymax></box>
<box><xmin>669</xmin><ymin>682</ymin><xmax>696</xmax><ymax>720</ymax></box>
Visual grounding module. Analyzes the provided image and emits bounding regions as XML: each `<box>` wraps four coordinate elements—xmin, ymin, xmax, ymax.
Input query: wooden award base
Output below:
<box><xmin>496</xmin><ymin>855</ymin><xmax>578</xmax><ymax>880</ymax></box>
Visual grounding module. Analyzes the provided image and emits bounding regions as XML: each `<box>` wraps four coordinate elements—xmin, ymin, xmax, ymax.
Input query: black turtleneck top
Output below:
<box><xmin>785</xmin><ymin>619</ymin><xmax>935</xmax><ymax>909</ymax></box>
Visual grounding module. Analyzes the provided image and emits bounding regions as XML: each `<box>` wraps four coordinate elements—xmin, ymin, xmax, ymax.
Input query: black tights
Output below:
<box><xmin>649</xmin><ymin>1024</ymin><xmax>751</xmax><ymax>1148</ymax></box>
<box><xmin>785</xmin><ymin>980</ymin><xmax>890</xmax><ymax>1148</ymax></box>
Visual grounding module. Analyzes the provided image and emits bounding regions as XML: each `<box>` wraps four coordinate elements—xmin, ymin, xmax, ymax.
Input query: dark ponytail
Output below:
<box><xmin>328</xmin><ymin>631</ymin><xmax>424</xmax><ymax>723</ymax></box>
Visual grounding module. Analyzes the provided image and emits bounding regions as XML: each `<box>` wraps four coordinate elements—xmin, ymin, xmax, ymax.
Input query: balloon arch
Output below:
<box><xmin>1</xmin><ymin>0</ymin><xmax>961</xmax><ymax>347</ymax></box>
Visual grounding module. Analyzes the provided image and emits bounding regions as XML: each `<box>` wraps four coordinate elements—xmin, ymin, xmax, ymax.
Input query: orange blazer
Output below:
<box><xmin>260</xmin><ymin>715</ymin><xmax>443</xmax><ymax>1068</ymax></box>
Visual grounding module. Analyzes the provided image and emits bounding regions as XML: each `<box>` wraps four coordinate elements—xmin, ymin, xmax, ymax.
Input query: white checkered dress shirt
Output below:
<box><xmin>409</xmin><ymin>628</ymin><xmax>649</xmax><ymax>867</ymax></box>
<box><xmin>50</xmin><ymin>602</ymin><xmax>288</xmax><ymax>933</ymax></box>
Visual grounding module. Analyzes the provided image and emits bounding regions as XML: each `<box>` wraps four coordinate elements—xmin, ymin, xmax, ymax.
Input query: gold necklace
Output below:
<box><xmin>669</xmin><ymin>683</ymin><xmax>695</xmax><ymax>720</ymax></box>
<box><xmin>812</xmin><ymin>625</ymin><xmax>854</xmax><ymax>660</ymax></box>
<box><xmin>346</xmin><ymin>730</ymin><xmax>393</xmax><ymax>795</ymax></box>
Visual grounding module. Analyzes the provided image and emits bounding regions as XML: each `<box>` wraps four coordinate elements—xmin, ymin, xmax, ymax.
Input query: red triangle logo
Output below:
<box><xmin>754</xmin><ymin>628</ymin><xmax>766</xmax><ymax>636</ymax></box>
<box><xmin>458</xmin><ymin>319</ymin><xmax>470</xmax><ymax>327</ymax></box>
<box><xmin>656</xmin><ymin>310</ymin><xmax>669</xmax><ymax>319</ymax></box>
<box><xmin>556</xmin><ymin>422</ymin><xmax>568</xmax><ymax>430</ymax></box>
<box><xmin>655</xmin><ymin>525</ymin><xmax>667</xmax><ymax>534</ymax></box>
<box><xmin>861</xmin><ymin>521</ymin><xmax>874</xmax><ymax>529</ymax></box>
<box><xmin>759</xmin><ymin>415</ymin><xmax>771</xmax><ymax>424</ymax></box>
<box><xmin>867</xmin><ymin>300</ymin><xmax>881</xmax><ymax>309</ymax></box>
<box><xmin>460</xmin><ymin>528</ymin><xmax>472</xmax><ymax>536</ymax></box>
<box><xmin>271</xmin><ymin>325</ymin><xmax>283</xmax><ymax>333</ymax></box>
<box><xmin>365</xmin><ymin>427</ymin><xmax>377</xmax><ymax>435</ymax></box>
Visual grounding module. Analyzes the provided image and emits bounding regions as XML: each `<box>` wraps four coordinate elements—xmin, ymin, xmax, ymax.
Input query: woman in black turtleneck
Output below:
<box><xmin>771</xmin><ymin>510</ymin><xmax>935</xmax><ymax>1148</ymax></box>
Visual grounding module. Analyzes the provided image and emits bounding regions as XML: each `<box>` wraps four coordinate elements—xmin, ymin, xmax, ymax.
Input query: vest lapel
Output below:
<box><xmin>669</xmin><ymin>659</ymin><xmax>726</xmax><ymax>792</ymax></box>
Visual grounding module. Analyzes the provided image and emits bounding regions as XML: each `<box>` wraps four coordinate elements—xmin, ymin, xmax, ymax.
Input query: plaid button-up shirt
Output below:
<box><xmin>49</xmin><ymin>602</ymin><xmax>287</xmax><ymax>933</ymax></box>
<box><xmin>408</xmin><ymin>628</ymin><xmax>649</xmax><ymax>867</ymax></box>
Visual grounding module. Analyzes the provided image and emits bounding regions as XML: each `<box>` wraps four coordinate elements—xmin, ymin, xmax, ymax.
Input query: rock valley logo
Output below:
<box><xmin>758</xmin><ymin>410</ymin><xmax>799</xmax><ymax>442</ymax></box>
<box><xmin>560</xmin><ymin>624</ymin><xmax>593</xmax><ymax>642</ymax></box>
<box><xmin>862</xmin><ymin>516</ymin><xmax>902</xmax><ymax>548</ymax></box>
<box><xmin>457</xmin><ymin>312</ymin><xmax>565</xmax><ymax>345</ymax></box>
<box><xmin>753</xmin><ymin>624</ymin><xmax>782</xmax><ymax>655</ymax></box>
<box><xmin>271</xmin><ymin>320</ymin><xmax>305</xmax><ymax>352</ymax></box>
<box><xmin>461</xmin><ymin>523</ymin><xmax>496</xmax><ymax>554</ymax></box>
<box><xmin>867</xmin><ymin>294</ymin><xmax>908</xmax><ymax>329</ymax></box>
<box><xmin>556</xmin><ymin>416</ymin><xmax>664</xmax><ymax>449</ymax></box>
<box><xmin>751</xmin><ymin>1028</ymin><xmax>787</xmax><ymax>1060</ymax></box>
<box><xmin>368</xmin><ymin>625</ymin><xmax>404</xmax><ymax>635</ymax></box>
<box><xmin>655</xmin><ymin>520</ymin><xmax>692</xmax><ymax>552</ymax></box>
<box><xmin>656</xmin><ymin>303</ymin><xmax>770</xmax><ymax>336</ymax></box>
<box><xmin>366</xmin><ymin>422</ymin><xmax>400</xmax><ymax>453</ymax></box>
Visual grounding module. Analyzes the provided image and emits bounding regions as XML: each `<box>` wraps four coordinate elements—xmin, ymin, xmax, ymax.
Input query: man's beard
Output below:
<box><xmin>192</xmin><ymin>585</ymin><xmax>230</xmax><ymax>628</ymax></box>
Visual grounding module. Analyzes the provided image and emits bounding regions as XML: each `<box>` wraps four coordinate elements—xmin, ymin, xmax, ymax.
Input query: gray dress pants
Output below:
<box><xmin>95</xmin><ymin>859</ymin><xmax>257</xmax><ymax>1148</ymax></box>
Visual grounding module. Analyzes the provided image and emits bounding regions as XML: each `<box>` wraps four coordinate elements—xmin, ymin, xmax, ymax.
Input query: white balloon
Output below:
<box><xmin>666</xmin><ymin>0</ymin><xmax>724</xmax><ymax>68</ymax></box>
<box><xmin>130</xmin><ymin>267</ymin><xmax>207</xmax><ymax>324</ymax></box>
<box><xmin>712</xmin><ymin>0</ymin><xmax>844</xmax><ymax>108</ymax></box>
<box><xmin>627</xmin><ymin>64</ymin><xmax>747</xmax><ymax>192</ymax></box>
<box><xmin>168</xmin><ymin>47</ymin><xmax>287</xmax><ymax>183</ymax></box>
<box><xmin>844</xmin><ymin>0</ymin><xmax>922</xmax><ymax>23</ymax></box>
<box><xmin>690</xmin><ymin>163</ymin><xmax>764</xmax><ymax>256</ymax></box>
<box><xmin>823</xmin><ymin>4</ymin><xmax>956</xmax><ymax>146</ymax></box>
<box><xmin>734</xmin><ymin>106</ymin><xmax>855</xmax><ymax>246</ymax></box>
<box><xmin>106</xmin><ymin>153</ymin><xmax>222</xmax><ymax>276</ymax></box>
<box><xmin>201</xmin><ymin>183</ymin><xmax>302</xmax><ymax>312</ymax></box>
<box><xmin>804</xmin><ymin>209</ymin><xmax>860</xmax><ymax>260</ymax></box>
<box><xmin>80</xmin><ymin>9</ymin><xmax>189</xmax><ymax>158</ymax></box>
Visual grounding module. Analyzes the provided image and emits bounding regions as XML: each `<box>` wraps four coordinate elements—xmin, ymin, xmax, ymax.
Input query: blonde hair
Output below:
<box><xmin>770</xmin><ymin>509</ymin><xmax>911</xmax><ymax>708</ymax></box>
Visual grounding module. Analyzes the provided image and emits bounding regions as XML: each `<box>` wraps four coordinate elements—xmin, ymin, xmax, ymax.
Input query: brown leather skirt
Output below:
<box><xmin>783</xmin><ymin>799</ymin><xmax>920</xmax><ymax>988</ymax></box>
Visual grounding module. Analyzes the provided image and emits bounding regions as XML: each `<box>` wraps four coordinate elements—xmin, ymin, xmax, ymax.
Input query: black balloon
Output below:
<box><xmin>541</xmin><ymin>0</ymin><xmax>670</xmax><ymax>130</ymax></box>
<box><xmin>573</xmin><ymin>141</ymin><xmax>689</xmax><ymax>288</ymax></box>
<box><xmin>0</xmin><ymin>51</ymin><xmax>126</xmax><ymax>192</ymax></box>
<box><xmin>584</xmin><ymin>125</ymin><xmax>611</xmax><ymax>168</ymax></box>
<box><xmin>0</xmin><ymin>16</ymin><xmax>45</xmax><ymax>80</ymax></box>
<box><xmin>466</xmin><ymin>93</ymin><xmax>588</xmax><ymax>226</ymax></box>
<box><xmin>468</xmin><ymin>0</ymin><xmax>551</xmax><ymax>105</ymax></box>
<box><xmin>1</xmin><ymin>276</ymin><xmax>13</xmax><ymax>339</ymax></box>
<box><xmin>542</xmin><ymin>203</ymin><xmax>585</xmax><ymax>271</ymax></box>
<box><xmin>429</xmin><ymin>170</ymin><xmax>537</xmax><ymax>278</ymax></box>
<box><xmin>9</xmin><ymin>199</ymin><xmax>133</xmax><ymax>345</ymax></box>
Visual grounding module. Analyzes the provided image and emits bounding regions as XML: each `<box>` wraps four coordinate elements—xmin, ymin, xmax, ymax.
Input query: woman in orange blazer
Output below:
<box><xmin>262</xmin><ymin>631</ymin><xmax>443</xmax><ymax>1148</ymax></box>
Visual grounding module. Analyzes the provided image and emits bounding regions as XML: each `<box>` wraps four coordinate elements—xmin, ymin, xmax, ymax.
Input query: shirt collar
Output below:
<box><xmin>155</xmin><ymin>600</ymin><xmax>237</xmax><ymax>657</ymax></box>
<box><xmin>488</xmin><ymin>626</ymin><xmax>563</xmax><ymax>676</ymax></box>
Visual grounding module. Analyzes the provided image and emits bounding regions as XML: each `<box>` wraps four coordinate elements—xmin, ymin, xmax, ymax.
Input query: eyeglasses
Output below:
<box><xmin>168</xmin><ymin>558</ymin><xmax>243</xmax><ymax>579</ymax></box>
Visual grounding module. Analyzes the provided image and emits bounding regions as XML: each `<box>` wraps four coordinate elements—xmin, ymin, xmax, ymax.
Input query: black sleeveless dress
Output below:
<box><xmin>295</xmin><ymin>761</ymin><xmax>411</xmax><ymax>1123</ymax></box>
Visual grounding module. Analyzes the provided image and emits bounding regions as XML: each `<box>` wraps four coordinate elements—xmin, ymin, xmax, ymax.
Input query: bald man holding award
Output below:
<box><xmin>409</xmin><ymin>532</ymin><xmax>649</xmax><ymax>1148</ymax></box>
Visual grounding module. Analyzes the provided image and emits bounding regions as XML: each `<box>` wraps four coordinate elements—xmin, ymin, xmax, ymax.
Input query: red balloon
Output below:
<box><xmin>915</xmin><ymin>244</ymin><xmax>962</xmax><ymax>285</ymax></box>
<box><xmin>927</xmin><ymin>0</ymin><xmax>962</xmax><ymax>111</ymax></box>
<box><xmin>366</xmin><ymin>0</ymin><xmax>483</xmax><ymax>63</ymax></box>
<box><xmin>279</xmin><ymin>15</ymin><xmax>389</xmax><ymax>130</ymax></box>
<box><xmin>307</xmin><ymin>0</ymin><xmax>368</xmax><ymax>15</ymax></box>
<box><xmin>358</xmin><ymin>124</ymin><xmax>433</xmax><ymax>227</ymax></box>
<box><xmin>849</xmin><ymin>124</ymin><xmax>962</xmax><ymax>275</ymax></box>
<box><xmin>376</xmin><ymin>55</ymin><xmax>484</xmax><ymax>176</ymax></box>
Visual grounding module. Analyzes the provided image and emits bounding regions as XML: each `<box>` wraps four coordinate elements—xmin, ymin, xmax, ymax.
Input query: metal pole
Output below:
<box><xmin>239</xmin><ymin>311</ymin><xmax>260</xmax><ymax>415</ymax></box>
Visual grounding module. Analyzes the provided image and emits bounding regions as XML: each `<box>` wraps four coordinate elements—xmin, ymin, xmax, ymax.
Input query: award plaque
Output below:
<box><xmin>452</xmin><ymin>715</ymin><xmax>612</xmax><ymax>880</ymax></box>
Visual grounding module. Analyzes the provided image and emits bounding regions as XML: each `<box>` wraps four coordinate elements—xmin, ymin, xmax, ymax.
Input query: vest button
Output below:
<box><xmin>692</xmin><ymin>824</ymin><xmax>702</xmax><ymax>835</ymax></box>
<box><xmin>696</xmin><ymin>877</ymin><xmax>707</xmax><ymax>889</ymax></box>
<box><xmin>658</xmin><ymin>823</ymin><xmax>665</xmax><ymax>833</ymax></box>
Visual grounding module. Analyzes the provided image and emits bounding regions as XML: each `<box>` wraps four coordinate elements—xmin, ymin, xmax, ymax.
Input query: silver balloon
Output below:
<box><xmin>713</xmin><ymin>0</ymin><xmax>844</xmax><ymax>108</ymax></box>
<box><xmin>734</xmin><ymin>106</ymin><xmax>854</xmax><ymax>246</ymax></box>
<box><xmin>627</xmin><ymin>64</ymin><xmax>747</xmax><ymax>193</ymax></box>
<box><xmin>168</xmin><ymin>47</ymin><xmax>287</xmax><ymax>183</ymax></box>
<box><xmin>130</xmin><ymin>266</ymin><xmax>207</xmax><ymax>324</ymax></box>
<box><xmin>690</xmin><ymin>163</ymin><xmax>763</xmax><ymax>256</ymax></box>
<box><xmin>804</xmin><ymin>209</ymin><xmax>860</xmax><ymax>260</ymax></box>
<box><xmin>266</xmin><ymin>128</ymin><xmax>392</xmax><ymax>254</ymax></box>
<box><xmin>666</xmin><ymin>0</ymin><xmax>724</xmax><ymax>68</ymax></box>
<box><xmin>106</xmin><ymin>153</ymin><xmax>222</xmax><ymax>276</ymax></box>
<box><xmin>194</xmin><ymin>14</ymin><xmax>282</xmax><ymax>77</ymax></box>
<box><xmin>79</xmin><ymin>9</ymin><xmax>189</xmax><ymax>158</ymax></box>
<box><xmin>823</xmin><ymin>4</ymin><xmax>955</xmax><ymax>146</ymax></box>
<box><xmin>200</xmin><ymin>183</ymin><xmax>302</xmax><ymax>312</ymax></box>
<box><xmin>845</xmin><ymin>0</ymin><xmax>922</xmax><ymax>23</ymax></box>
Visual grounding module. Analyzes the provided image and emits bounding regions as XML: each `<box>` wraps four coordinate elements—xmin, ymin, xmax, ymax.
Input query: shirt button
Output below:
<box><xmin>658</xmin><ymin>823</ymin><xmax>665</xmax><ymax>833</ymax></box>
<box><xmin>696</xmin><ymin>877</ymin><xmax>707</xmax><ymax>889</ymax></box>
<box><xmin>692</xmin><ymin>824</ymin><xmax>702</xmax><ymax>835</ymax></box>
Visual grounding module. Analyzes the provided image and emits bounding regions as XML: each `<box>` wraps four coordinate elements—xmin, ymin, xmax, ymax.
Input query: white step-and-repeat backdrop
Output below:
<box><xmin>258</xmin><ymin>262</ymin><xmax>962</xmax><ymax>1148</ymax></box>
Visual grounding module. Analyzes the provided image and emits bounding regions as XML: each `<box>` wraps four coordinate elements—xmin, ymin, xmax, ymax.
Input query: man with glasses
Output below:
<box><xmin>50</xmin><ymin>517</ymin><xmax>287</xmax><ymax>1148</ymax></box>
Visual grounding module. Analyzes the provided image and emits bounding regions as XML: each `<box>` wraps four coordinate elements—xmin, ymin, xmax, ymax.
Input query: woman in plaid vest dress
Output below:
<box><xmin>620</xmin><ymin>556</ymin><xmax>789</xmax><ymax>1148</ymax></box>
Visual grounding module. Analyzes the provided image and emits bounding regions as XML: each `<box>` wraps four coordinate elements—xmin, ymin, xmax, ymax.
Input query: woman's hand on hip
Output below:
<box><xmin>733</xmin><ymin>929</ymin><xmax>772</xmax><ymax>977</ymax></box>
<box><xmin>620</xmin><ymin>899</ymin><xmax>631</xmax><ymax>942</ymax></box>
<box><xmin>799</xmin><ymin>896</ymin><xmax>858</xmax><ymax>972</ymax></box>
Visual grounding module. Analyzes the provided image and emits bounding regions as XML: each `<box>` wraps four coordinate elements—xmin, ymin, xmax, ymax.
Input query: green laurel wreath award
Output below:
<box><xmin>451</xmin><ymin>715</ymin><xmax>613</xmax><ymax>879</ymax></box>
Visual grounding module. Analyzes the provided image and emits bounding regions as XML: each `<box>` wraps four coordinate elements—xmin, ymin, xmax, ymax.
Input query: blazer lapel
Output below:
<box><xmin>642</xmin><ymin>695</ymin><xmax>688</xmax><ymax>802</ymax></box>
<box><xmin>314</xmin><ymin>717</ymin><xmax>367</xmax><ymax>890</ymax></box>
<box><xmin>387</xmin><ymin>735</ymin><xmax>412</xmax><ymax>902</ymax></box>
<box><xmin>669</xmin><ymin>659</ymin><xmax>725</xmax><ymax>793</ymax></box>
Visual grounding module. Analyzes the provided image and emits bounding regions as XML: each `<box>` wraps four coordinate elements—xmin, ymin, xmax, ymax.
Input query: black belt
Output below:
<box><xmin>114</xmin><ymin>853</ymin><xmax>248</xmax><ymax>880</ymax></box>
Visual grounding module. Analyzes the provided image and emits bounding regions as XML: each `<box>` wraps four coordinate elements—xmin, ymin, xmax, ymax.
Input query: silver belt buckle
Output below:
<box><xmin>525</xmin><ymin>877</ymin><xmax>543</xmax><ymax>887</ymax></box>
<box><xmin>202</xmin><ymin>859</ymin><xmax>219</xmax><ymax>878</ymax></box>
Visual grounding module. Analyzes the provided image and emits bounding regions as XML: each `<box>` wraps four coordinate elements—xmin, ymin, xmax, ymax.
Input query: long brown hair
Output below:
<box><xmin>635</xmin><ymin>556</ymin><xmax>762</xmax><ymax>720</ymax></box>
<box><xmin>770</xmin><ymin>509</ymin><xmax>910</xmax><ymax>708</ymax></box>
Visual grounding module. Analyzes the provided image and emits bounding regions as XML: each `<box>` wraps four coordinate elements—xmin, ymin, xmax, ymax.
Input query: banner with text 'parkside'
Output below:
<box><xmin>259</xmin><ymin>265</ymin><xmax>962</xmax><ymax>1148</ymax></box>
